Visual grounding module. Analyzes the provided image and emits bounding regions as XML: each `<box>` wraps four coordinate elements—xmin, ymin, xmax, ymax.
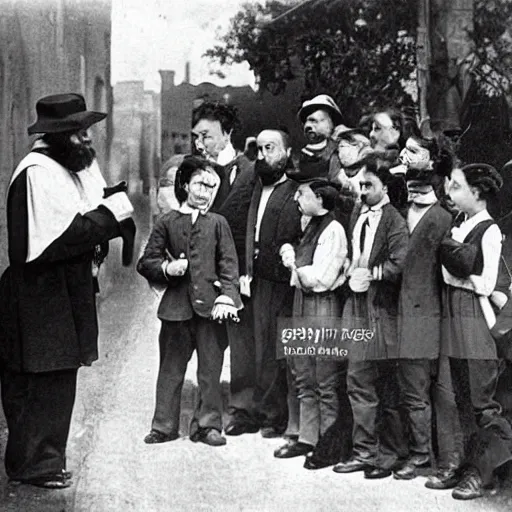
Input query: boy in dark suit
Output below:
<box><xmin>333</xmin><ymin>157</ymin><xmax>409</xmax><ymax>478</ymax></box>
<box><xmin>137</xmin><ymin>156</ymin><xmax>242</xmax><ymax>447</ymax></box>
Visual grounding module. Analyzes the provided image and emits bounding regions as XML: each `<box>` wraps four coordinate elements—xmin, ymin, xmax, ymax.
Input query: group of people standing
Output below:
<box><xmin>1</xmin><ymin>90</ymin><xmax>512</xmax><ymax>504</ymax></box>
<box><xmin>141</xmin><ymin>95</ymin><xmax>512</xmax><ymax>502</ymax></box>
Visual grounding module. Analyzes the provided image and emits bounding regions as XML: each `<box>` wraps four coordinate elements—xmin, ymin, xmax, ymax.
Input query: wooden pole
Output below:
<box><xmin>417</xmin><ymin>0</ymin><xmax>432</xmax><ymax>137</ymax></box>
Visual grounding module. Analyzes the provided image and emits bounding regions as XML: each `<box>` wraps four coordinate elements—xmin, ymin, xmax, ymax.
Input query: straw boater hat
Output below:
<box><xmin>28</xmin><ymin>93</ymin><xmax>107</xmax><ymax>135</ymax></box>
<box><xmin>298</xmin><ymin>94</ymin><xmax>343</xmax><ymax>126</ymax></box>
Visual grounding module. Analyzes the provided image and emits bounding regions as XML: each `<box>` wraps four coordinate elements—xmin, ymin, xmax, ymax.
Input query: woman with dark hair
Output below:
<box><xmin>426</xmin><ymin>162</ymin><xmax>512</xmax><ymax>500</ymax></box>
<box><xmin>137</xmin><ymin>155</ymin><xmax>242</xmax><ymax>447</ymax></box>
<box><xmin>274</xmin><ymin>178</ymin><xmax>350</xmax><ymax>469</ymax></box>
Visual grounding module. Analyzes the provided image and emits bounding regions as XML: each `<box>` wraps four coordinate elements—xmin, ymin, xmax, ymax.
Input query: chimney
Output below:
<box><xmin>184</xmin><ymin>62</ymin><xmax>191</xmax><ymax>84</ymax></box>
<box><xmin>159</xmin><ymin>70</ymin><xmax>175</xmax><ymax>90</ymax></box>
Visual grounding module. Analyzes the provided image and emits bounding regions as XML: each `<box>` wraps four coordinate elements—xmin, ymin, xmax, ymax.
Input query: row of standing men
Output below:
<box><xmin>145</xmin><ymin>96</ymin><xmax>512</xmax><ymax>502</ymax></box>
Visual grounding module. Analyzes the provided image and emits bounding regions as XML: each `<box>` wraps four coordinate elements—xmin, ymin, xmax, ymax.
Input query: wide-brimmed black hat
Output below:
<box><xmin>28</xmin><ymin>93</ymin><xmax>107</xmax><ymax>135</ymax></box>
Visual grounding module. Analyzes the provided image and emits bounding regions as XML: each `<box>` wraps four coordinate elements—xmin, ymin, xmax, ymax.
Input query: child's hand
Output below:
<box><xmin>279</xmin><ymin>243</ymin><xmax>296</xmax><ymax>269</ymax></box>
<box><xmin>165</xmin><ymin>259</ymin><xmax>188</xmax><ymax>276</ymax></box>
<box><xmin>211</xmin><ymin>304</ymin><xmax>239</xmax><ymax>323</ymax></box>
<box><xmin>348</xmin><ymin>267</ymin><xmax>372</xmax><ymax>293</ymax></box>
<box><xmin>211</xmin><ymin>295</ymin><xmax>240</xmax><ymax>323</ymax></box>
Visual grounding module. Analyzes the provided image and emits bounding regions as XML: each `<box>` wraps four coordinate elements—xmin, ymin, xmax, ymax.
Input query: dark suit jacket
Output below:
<box><xmin>137</xmin><ymin>210</ymin><xmax>241</xmax><ymax>321</ymax></box>
<box><xmin>211</xmin><ymin>155</ymin><xmax>257</xmax><ymax>274</ymax></box>
<box><xmin>397</xmin><ymin>203</ymin><xmax>452</xmax><ymax>359</ymax></box>
<box><xmin>344</xmin><ymin>202</ymin><xmax>409</xmax><ymax>360</ymax></box>
<box><xmin>245</xmin><ymin>177</ymin><xmax>302</xmax><ymax>283</ymax></box>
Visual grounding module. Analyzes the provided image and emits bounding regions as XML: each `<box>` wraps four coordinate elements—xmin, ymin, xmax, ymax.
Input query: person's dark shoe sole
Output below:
<box><xmin>225</xmin><ymin>422</ymin><xmax>260</xmax><ymax>436</ymax></box>
<box><xmin>452</xmin><ymin>486</ymin><xmax>483</xmax><ymax>500</ymax></box>
<box><xmin>274</xmin><ymin>442</ymin><xmax>313</xmax><ymax>459</ymax></box>
<box><xmin>10</xmin><ymin>475</ymin><xmax>72</xmax><ymax>489</ymax></box>
<box><xmin>393</xmin><ymin>465</ymin><xmax>417</xmax><ymax>480</ymax></box>
<box><xmin>260</xmin><ymin>427</ymin><xmax>286</xmax><ymax>439</ymax></box>
<box><xmin>333</xmin><ymin>460</ymin><xmax>369</xmax><ymax>474</ymax></box>
<box><xmin>200</xmin><ymin>430</ymin><xmax>227</xmax><ymax>446</ymax></box>
<box><xmin>304</xmin><ymin>457</ymin><xmax>334</xmax><ymax>470</ymax></box>
<box><xmin>144</xmin><ymin>430</ymin><xmax>179</xmax><ymax>444</ymax></box>
<box><xmin>364</xmin><ymin>467</ymin><xmax>392</xmax><ymax>479</ymax></box>
<box><xmin>425</xmin><ymin>473</ymin><xmax>459</xmax><ymax>490</ymax></box>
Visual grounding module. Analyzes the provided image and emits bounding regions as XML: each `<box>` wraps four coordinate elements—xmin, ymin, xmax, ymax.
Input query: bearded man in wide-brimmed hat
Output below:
<box><xmin>295</xmin><ymin>94</ymin><xmax>344</xmax><ymax>182</ymax></box>
<box><xmin>0</xmin><ymin>93</ymin><xmax>135</xmax><ymax>489</ymax></box>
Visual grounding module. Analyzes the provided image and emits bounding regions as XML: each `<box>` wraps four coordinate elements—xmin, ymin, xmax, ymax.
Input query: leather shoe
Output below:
<box><xmin>425</xmin><ymin>468</ymin><xmax>459</xmax><ymax>490</ymax></box>
<box><xmin>274</xmin><ymin>441</ymin><xmax>313</xmax><ymax>459</ymax></box>
<box><xmin>364</xmin><ymin>467</ymin><xmax>392</xmax><ymax>479</ymax></box>
<box><xmin>261</xmin><ymin>426</ymin><xmax>285</xmax><ymax>439</ymax></box>
<box><xmin>304</xmin><ymin>455</ymin><xmax>333</xmax><ymax>470</ymax></box>
<box><xmin>144</xmin><ymin>430</ymin><xmax>179</xmax><ymax>444</ymax></box>
<box><xmin>393</xmin><ymin>454</ymin><xmax>430</xmax><ymax>480</ymax></box>
<box><xmin>452</xmin><ymin>470</ymin><xmax>483</xmax><ymax>500</ymax></box>
<box><xmin>333</xmin><ymin>457</ymin><xmax>369</xmax><ymax>473</ymax></box>
<box><xmin>225</xmin><ymin>420</ymin><xmax>259</xmax><ymax>436</ymax></box>
<box><xmin>199</xmin><ymin>428</ymin><xmax>227</xmax><ymax>447</ymax></box>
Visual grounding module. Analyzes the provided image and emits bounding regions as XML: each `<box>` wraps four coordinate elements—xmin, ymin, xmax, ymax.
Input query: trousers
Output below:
<box><xmin>151</xmin><ymin>316</ymin><xmax>226</xmax><ymax>436</ymax></box>
<box><xmin>252</xmin><ymin>277</ymin><xmax>294</xmax><ymax>428</ymax></box>
<box><xmin>347</xmin><ymin>359</ymin><xmax>407</xmax><ymax>468</ymax></box>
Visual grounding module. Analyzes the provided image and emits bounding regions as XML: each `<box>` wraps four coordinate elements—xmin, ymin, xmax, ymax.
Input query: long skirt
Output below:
<box><xmin>0</xmin><ymin>366</ymin><xmax>77</xmax><ymax>481</ymax></box>
<box><xmin>441</xmin><ymin>285</ymin><xmax>497</xmax><ymax>360</ymax></box>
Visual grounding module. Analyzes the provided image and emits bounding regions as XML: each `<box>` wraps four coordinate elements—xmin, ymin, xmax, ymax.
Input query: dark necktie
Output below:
<box><xmin>359</xmin><ymin>216</ymin><xmax>370</xmax><ymax>254</ymax></box>
<box><xmin>453</xmin><ymin>212</ymin><xmax>465</xmax><ymax>228</ymax></box>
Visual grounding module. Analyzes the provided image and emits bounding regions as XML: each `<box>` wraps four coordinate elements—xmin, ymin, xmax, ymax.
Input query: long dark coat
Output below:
<box><xmin>211</xmin><ymin>155</ymin><xmax>257</xmax><ymax>274</ymax></box>
<box><xmin>0</xmin><ymin>168</ymin><xmax>122</xmax><ymax>373</ymax></box>
<box><xmin>343</xmin><ymin>203</ymin><xmax>409</xmax><ymax>361</ymax></box>
<box><xmin>397</xmin><ymin>203</ymin><xmax>452</xmax><ymax>359</ymax></box>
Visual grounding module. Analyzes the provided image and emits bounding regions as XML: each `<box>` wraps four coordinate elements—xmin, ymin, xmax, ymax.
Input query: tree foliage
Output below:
<box><xmin>468</xmin><ymin>0</ymin><xmax>512</xmax><ymax>96</ymax></box>
<box><xmin>205</xmin><ymin>0</ymin><xmax>418</xmax><ymax>124</ymax></box>
<box><xmin>205</xmin><ymin>0</ymin><xmax>512</xmax><ymax>124</ymax></box>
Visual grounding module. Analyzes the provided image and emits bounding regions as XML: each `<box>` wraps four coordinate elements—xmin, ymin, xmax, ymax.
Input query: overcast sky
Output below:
<box><xmin>111</xmin><ymin>0</ymin><xmax>260</xmax><ymax>91</ymax></box>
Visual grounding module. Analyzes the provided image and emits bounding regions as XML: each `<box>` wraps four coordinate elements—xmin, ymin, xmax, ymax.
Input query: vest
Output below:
<box><xmin>465</xmin><ymin>219</ymin><xmax>494</xmax><ymax>275</ymax></box>
<box><xmin>440</xmin><ymin>219</ymin><xmax>495</xmax><ymax>279</ymax></box>
<box><xmin>295</xmin><ymin>212</ymin><xmax>335</xmax><ymax>268</ymax></box>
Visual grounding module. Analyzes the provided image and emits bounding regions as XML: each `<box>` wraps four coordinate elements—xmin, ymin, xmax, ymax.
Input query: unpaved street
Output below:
<box><xmin>1</xmin><ymin>199</ymin><xmax>512</xmax><ymax>512</ymax></box>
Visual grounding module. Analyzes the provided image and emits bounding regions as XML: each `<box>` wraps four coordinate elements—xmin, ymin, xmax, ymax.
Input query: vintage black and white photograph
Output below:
<box><xmin>1</xmin><ymin>0</ymin><xmax>512</xmax><ymax>510</ymax></box>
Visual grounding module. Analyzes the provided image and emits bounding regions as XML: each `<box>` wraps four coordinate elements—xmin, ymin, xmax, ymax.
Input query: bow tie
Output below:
<box><xmin>361</xmin><ymin>206</ymin><xmax>381</xmax><ymax>214</ymax></box>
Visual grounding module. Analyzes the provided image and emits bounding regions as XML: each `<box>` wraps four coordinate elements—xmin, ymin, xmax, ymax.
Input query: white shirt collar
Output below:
<box><xmin>217</xmin><ymin>143</ymin><xmax>237</xmax><ymax>166</ymax></box>
<box><xmin>305</xmin><ymin>140</ymin><xmax>328</xmax><ymax>151</ymax></box>
<box><xmin>460</xmin><ymin>209</ymin><xmax>492</xmax><ymax>230</ymax></box>
<box><xmin>409</xmin><ymin>190</ymin><xmax>438</xmax><ymax>206</ymax></box>
<box><xmin>178</xmin><ymin>203</ymin><xmax>203</xmax><ymax>223</ymax></box>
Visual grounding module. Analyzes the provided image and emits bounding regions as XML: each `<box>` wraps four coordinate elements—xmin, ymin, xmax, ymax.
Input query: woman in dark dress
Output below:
<box><xmin>426</xmin><ymin>163</ymin><xmax>512</xmax><ymax>500</ymax></box>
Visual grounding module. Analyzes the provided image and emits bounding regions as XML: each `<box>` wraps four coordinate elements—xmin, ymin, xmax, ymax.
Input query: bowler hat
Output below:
<box><xmin>298</xmin><ymin>95</ymin><xmax>343</xmax><ymax>126</ymax></box>
<box><xmin>28</xmin><ymin>93</ymin><xmax>107</xmax><ymax>135</ymax></box>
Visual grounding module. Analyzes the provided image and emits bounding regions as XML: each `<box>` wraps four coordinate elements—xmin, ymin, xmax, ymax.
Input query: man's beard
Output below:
<box><xmin>43</xmin><ymin>133</ymin><xmax>96</xmax><ymax>172</ymax></box>
<box><xmin>255</xmin><ymin>157</ymin><xmax>288</xmax><ymax>186</ymax></box>
<box><xmin>304</xmin><ymin>128</ymin><xmax>326</xmax><ymax>145</ymax></box>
